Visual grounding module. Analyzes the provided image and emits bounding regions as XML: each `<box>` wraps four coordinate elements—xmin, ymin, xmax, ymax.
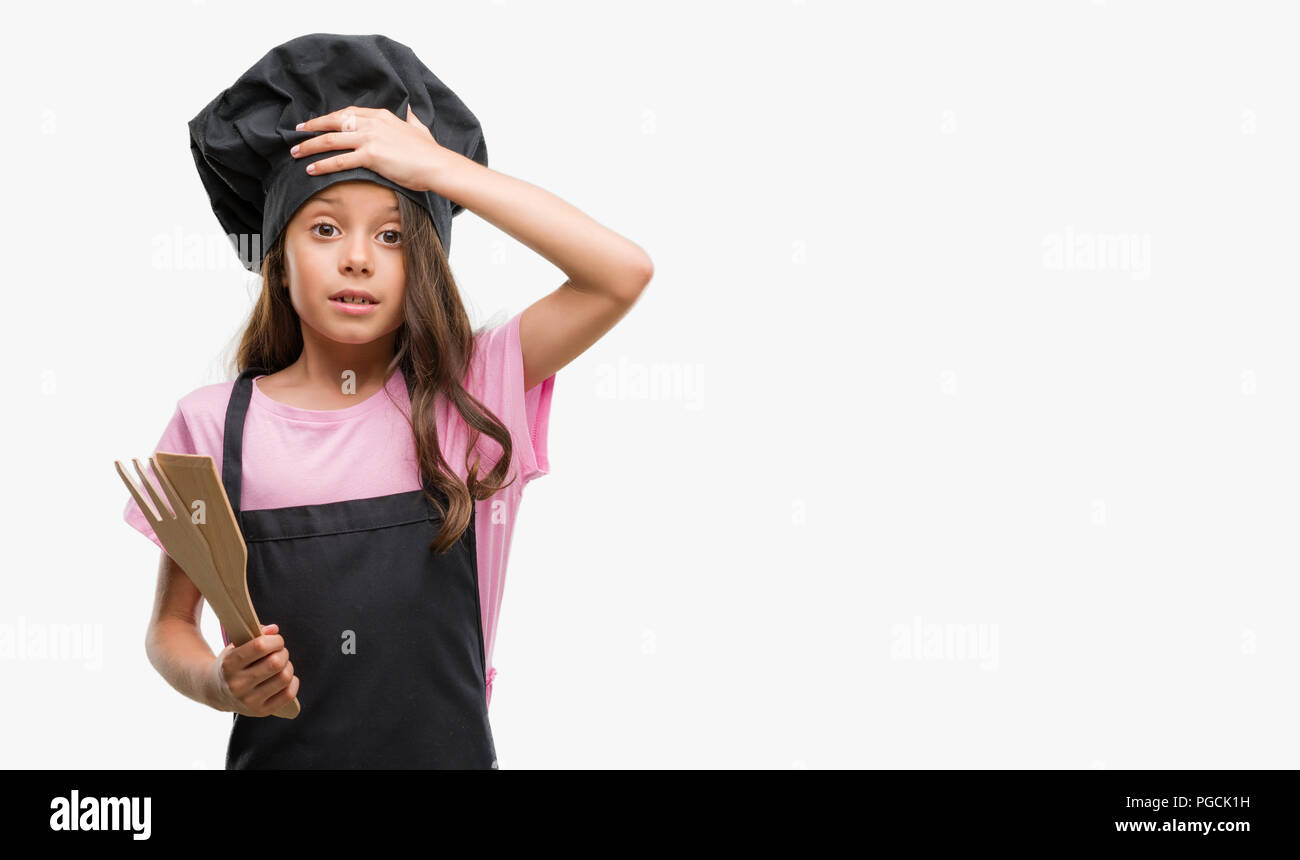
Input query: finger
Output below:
<box><xmin>305</xmin><ymin>150</ymin><xmax>365</xmax><ymax>176</ymax></box>
<box><xmin>250</xmin><ymin>664</ymin><xmax>294</xmax><ymax>708</ymax></box>
<box><xmin>405</xmin><ymin>105</ymin><xmax>433</xmax><ymax>138</ymax></box>
<box><xmin>248</xmin><ymin>649</ymin><xmax>291</xmax><ymax>686</ymax></box>
<box><xmin>234</xmin><ymin>633</ymin><xmax>284</xmax><ymax>669</ymax></box>
<box><xmin>296</xmin><ymin>105</ymin><xmax>377</xmax><ymax>131</ymax></box>
<box><xmin>238</xmin><ymin>632</ymin><xmax>283</xmax><ymax>660</ymax></box>
<box><xmin>291</xmin><ymin>130</ymin><xmax>360</xmax><ymax>159</ymax></box>
<box><xmin>259</xmin><ymin>673</ymin><xmax>300</xmax><ymax>712</ymax></box>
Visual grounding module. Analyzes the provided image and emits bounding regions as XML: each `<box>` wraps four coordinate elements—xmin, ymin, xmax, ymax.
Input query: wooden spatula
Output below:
<box><xmin>116</xmin><ymin>455</ymin><xmax>300</xmax><ymax>719</ymax></box>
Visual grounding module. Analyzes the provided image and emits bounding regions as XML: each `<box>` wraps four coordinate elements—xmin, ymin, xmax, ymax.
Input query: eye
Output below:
<box><xmin>310</xmin><ymin>221</ymin><xmax>338</xmax><ymax>238</ymax></box>
<box><xmin>379</xmin><ymin>229</ymin><xmax>402</xmax><ymax>246</ymax></box>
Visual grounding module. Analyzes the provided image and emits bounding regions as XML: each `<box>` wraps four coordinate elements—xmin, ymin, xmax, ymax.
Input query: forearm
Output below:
<box><xmin>428</xmin><ymin>152</ymin><xmax>652</xmax><ymax>300</ymax></box>
<box><xmin>145</xmin><ymin>618</ymin><xmax>227</xmax><ymax>712</ymax></box>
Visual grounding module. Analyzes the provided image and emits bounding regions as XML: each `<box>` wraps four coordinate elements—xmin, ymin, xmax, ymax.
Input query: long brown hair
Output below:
<box><xmin>233</xmin><ymin>192</ymin><xmax>516</xmax><ymax>553</ymax></box>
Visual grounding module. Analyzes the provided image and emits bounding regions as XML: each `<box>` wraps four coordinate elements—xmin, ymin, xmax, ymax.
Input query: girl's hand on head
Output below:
<box><xmin>208</xmin><ymin>623</ymin><xmax>300</xmax><ymax>717</ymax></box>
<box><xmin>290</xmin><ymin>105</ymin><xmax>456</xmax><ymax>193</ymax></box>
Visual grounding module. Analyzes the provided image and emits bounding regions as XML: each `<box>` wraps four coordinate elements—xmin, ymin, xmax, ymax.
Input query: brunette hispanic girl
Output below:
<box><xmin>122</xmin><ymin>33</ymin><xmax>651</xmax><ymax>769</ymax></box>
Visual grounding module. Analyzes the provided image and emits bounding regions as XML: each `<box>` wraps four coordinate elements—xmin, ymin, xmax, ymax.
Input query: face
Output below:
<box><xmin>282</xmin><ymin>180</ymin><xmax>406</xmax><ymax>344</ymax></box>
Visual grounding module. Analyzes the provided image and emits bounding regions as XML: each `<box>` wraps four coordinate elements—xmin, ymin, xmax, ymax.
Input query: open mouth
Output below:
<box><xmin>330</xmin><ymin>296</ymin><xmax>378</xmax><ymax>305</ymax></box>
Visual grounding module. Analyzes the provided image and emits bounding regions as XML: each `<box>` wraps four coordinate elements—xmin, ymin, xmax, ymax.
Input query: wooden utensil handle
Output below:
<box><xmin>152</xmin><ymin>453</ymin><xmax>302</xmax><ymax>722</ymax></box>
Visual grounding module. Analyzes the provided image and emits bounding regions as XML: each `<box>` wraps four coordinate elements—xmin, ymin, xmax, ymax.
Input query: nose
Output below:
<box><xmin>341</xmin><ymin>239</ymin><xmax>372</xmax><ymax>276</ymax></box>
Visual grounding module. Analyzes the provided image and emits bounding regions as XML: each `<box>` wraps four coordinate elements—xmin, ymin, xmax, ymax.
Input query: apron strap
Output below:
<box><xmin>223</xmin><ymin>367</ymin><xmax>267</xmax><ymax>524</ymax></box>
<box><xmin>221</xmin><ymin>363</ymin><xmax>452</xmax><ymax>522</ymax></box>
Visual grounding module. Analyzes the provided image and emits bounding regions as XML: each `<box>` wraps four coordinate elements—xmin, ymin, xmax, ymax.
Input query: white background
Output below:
<box><xmin>3</xmin><ymin>0</ymin><xmax>1297</xmax><ymax>768</ymax></box>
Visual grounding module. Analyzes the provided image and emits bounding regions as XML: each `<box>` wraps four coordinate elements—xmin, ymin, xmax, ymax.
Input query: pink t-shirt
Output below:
<box><xmin>122</xmin><ymin>310</ymin><xmax>555</xmax><ymax>710</ymax></box>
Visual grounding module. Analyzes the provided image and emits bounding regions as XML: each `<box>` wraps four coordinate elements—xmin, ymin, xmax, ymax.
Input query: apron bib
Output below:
<box><xmin>220</xmin><ymin>367</ymin><xmax>497</xmax><ymax>769</ymax></box>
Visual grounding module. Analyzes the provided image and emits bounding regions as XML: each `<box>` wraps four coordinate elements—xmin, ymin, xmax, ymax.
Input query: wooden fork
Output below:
<box><xmin>116</xmin><ymin>455</ymin><xmax>300</xmax><ymax>719</ymax></box>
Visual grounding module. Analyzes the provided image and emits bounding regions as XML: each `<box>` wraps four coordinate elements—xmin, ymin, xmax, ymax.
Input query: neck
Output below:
<box><xmin>283</xmin><ymin>325</ymin><xmax>400</xmax><ymax>396</ymax></box>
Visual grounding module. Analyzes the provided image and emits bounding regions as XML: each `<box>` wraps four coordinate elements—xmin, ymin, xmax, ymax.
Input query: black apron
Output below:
<box><xmin>220</xmin><ymin>367</ymin><xmax>497</xmax><ymax>769</ymax></box>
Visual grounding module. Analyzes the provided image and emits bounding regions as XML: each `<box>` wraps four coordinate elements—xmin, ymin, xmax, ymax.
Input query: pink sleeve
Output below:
<box><xmin>470</xmin><ymin>310</ymin><xmax>556</xmax><ymax>485</ymax></box>
<box><xmin>122</xmin><ymin>403</ymin><xmax>198</xmax><ymax>553</ymax></box>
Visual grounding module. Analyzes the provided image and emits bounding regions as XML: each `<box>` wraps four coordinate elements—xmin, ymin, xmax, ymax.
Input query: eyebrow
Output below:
<box><xmin>310</xmin><ymin>196</ymin><xmax>400</xmax><ymax>214</ymax></box>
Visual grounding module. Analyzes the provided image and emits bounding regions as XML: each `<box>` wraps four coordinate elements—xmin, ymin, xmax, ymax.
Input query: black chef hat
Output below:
<box><xmin>187</xmin><ymin>33</ymin><xmax>487</xmax><ymax>273</ymax></box>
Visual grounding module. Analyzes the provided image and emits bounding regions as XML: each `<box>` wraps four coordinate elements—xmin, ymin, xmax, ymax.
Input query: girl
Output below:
<box><xmin>123</xmin><ymin>34</ymin><xmax>652</xmax><ymax>769</ymax></box>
